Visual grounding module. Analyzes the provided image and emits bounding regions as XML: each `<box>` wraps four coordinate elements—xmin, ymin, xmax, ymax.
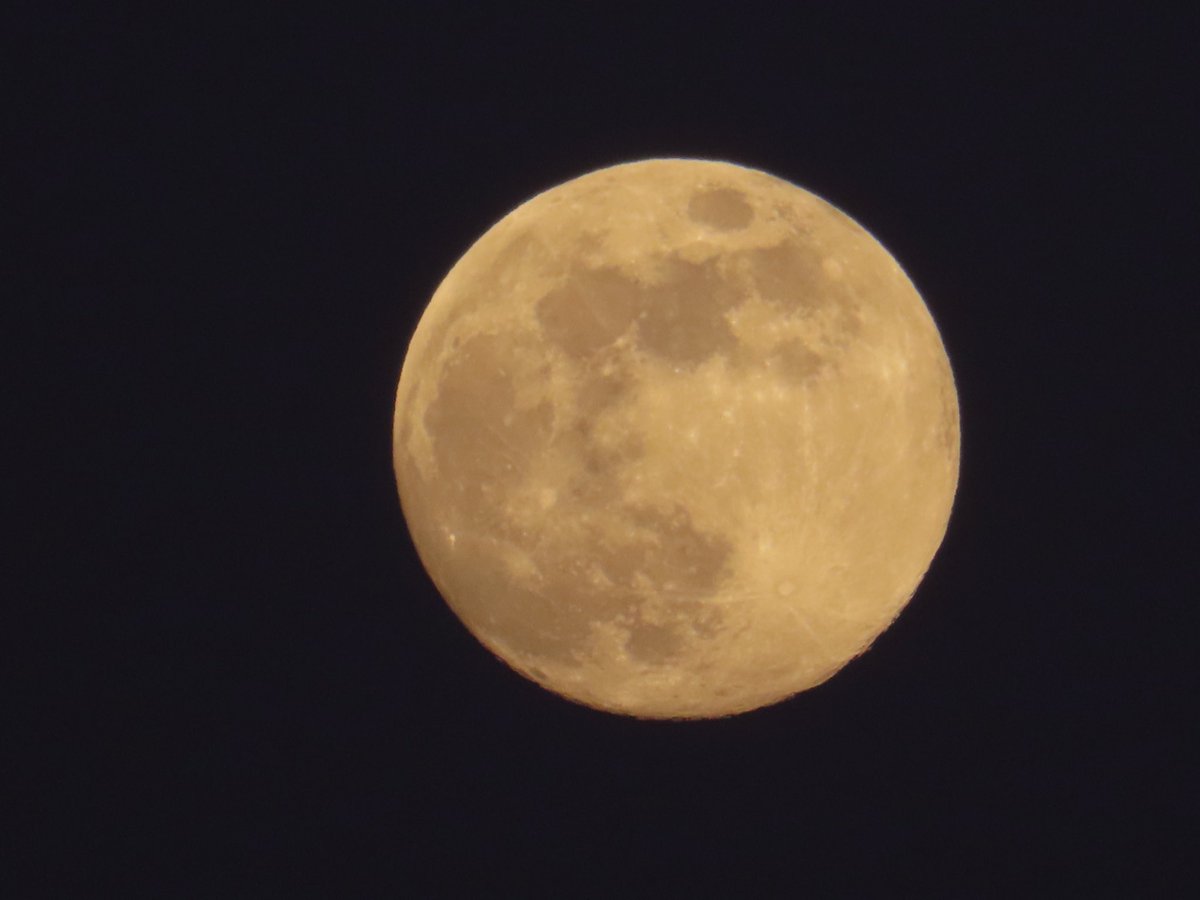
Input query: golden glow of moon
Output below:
<box><xmin>392</xmin><ymin>159</ymin><xmax>959</xmax><ymax>719</ymax></box>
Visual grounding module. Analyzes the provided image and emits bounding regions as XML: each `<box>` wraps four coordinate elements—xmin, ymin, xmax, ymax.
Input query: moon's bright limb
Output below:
<box><xmin>393</xmin><ymin>159</ymin><xmax>959</xmax><ymax>719</ymax></box>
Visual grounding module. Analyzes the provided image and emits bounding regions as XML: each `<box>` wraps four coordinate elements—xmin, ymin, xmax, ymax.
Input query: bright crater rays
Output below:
<box><xmin>393</xmin><ymin>159</ymin><xmax>959</xmax><ymax>719</ymax></box>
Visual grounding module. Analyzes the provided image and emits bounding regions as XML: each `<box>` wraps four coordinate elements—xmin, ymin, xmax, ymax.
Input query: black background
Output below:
<box><xmin>9</xmin><ymin>4</ymin><xmax>1195</xmax><ymax>896</ymax></box>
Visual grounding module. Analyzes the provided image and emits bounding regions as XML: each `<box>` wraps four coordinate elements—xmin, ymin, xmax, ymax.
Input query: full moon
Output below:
<box><xmin>393</xmin><ymin>159</ymin><xmax>959</xmax><ymax>719</ymax></box>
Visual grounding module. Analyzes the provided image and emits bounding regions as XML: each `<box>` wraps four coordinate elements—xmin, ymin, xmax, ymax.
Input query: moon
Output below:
<box><xmin>392</xmin><ymin>159</ymin><xmax>959</xmax><ymax>719</ymax></box>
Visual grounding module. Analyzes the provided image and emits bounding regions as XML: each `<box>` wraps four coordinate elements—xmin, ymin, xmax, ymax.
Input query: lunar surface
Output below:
<box><xmin>393</xmin><ymin>159</ymin><xmax>959</xmax><ymax>719</ymax></box>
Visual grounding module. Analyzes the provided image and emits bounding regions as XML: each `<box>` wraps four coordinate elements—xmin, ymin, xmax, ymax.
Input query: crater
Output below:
<box><xmin>687</xmin><ymin>187</ymin><xmax>754</xmax><ymax>230</ymax></box>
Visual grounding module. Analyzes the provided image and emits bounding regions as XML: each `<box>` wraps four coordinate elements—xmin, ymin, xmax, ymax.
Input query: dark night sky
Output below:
<box><xmin>9</xmin><ymin>5</ymin><xmax>1195</xmax><ymax>896</ymax></box>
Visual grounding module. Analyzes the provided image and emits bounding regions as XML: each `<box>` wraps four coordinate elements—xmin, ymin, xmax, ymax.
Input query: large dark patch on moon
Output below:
<box><xmin>420</xmin><ymin>318</ymin><xmax>734</xmax><ymax>668</ymax></box>
<box><xmin>687</xmin><ymin>187</ymin><xmax>755</xmax><ymax>230</ymax></box>
<box><xmin>537</xmin><ymin>254</ymin><xmax>743</xmax><ymax>367</ymax></box>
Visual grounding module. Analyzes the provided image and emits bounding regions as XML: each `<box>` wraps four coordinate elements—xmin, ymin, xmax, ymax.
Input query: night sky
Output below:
<box><xmin>11</xmin><ymin>5</ymin><xmax>1194</xmax><ymax>896</ymax></box>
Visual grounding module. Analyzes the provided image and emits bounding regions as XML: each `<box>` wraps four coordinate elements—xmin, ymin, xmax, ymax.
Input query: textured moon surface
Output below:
<box><xmin>393</xmin><ymin>159</ymin><xmax>959</xmax><ymax>719</ymax></box>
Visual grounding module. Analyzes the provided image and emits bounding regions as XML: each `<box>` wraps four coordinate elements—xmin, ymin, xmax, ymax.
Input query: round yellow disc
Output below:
<box><xmin>393</xmin><ymin>159</ymin><xmax>959</xmax><ymax>718</ymax></box>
